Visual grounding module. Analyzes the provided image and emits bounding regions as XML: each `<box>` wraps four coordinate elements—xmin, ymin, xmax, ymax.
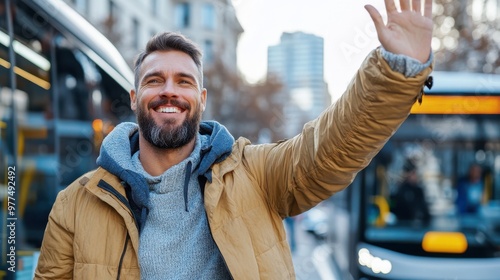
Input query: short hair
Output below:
<box><xmin>403</xmin><ymin>158</ymin><xmax>417</xmax><ymax>173</ymax></box>
<box><xmin>133</xmin><ymin>32</ymin><xmax>203</xmax><ymax>91</ymax></box>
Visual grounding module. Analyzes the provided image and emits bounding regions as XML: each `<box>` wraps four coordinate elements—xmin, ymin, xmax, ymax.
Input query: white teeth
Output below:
<box><xmin>156</xmin><ymin>107</ymin><xmax>181</xmax><ymax>113</ymax></box>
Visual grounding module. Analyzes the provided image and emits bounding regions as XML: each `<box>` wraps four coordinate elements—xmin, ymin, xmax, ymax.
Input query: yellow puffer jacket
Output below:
<box><xmin>34</xmin><ymin>49</ymin><xmax>432</xmax><ymax>279</ymax></box>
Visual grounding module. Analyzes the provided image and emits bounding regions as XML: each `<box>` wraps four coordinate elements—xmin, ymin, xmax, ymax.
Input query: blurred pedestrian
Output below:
<box><xmin>35</xmin><ymin>1</ymin><xmax>434</xmax><ymax>279</ymax></box>
<box><xmin>392</xmin><ymin>159</ymin><xmax>430</xmax><ymax>225</ymax></box>
<box><xmin>456</xmin><ymin>163</ymin><xmax>486</xmax><ymax>214</ymax></box>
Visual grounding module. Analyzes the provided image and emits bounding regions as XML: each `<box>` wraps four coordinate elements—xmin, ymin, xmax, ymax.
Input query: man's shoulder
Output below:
<box><xmin>211</xmin><ymin>137</ymin><xmax>253</xmax><ymax>170</ymax></box>
<box><xmin>60</xmin><ymin>169</ymin><xmax>102</xmax><ymax>195</ymax></box>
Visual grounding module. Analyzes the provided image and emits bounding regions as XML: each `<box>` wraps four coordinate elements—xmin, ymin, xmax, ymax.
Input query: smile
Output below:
<box><xmin>155</xmin><ymin>106</ymin><xmax>182</xmax><ymax>113</ymax></box>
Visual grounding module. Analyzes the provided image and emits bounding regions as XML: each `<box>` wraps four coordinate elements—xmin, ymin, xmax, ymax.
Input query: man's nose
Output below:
<box><xmin>159</xmin><ymin>80</ymin><xmax>178</xmax><ymax>98</ymax></box>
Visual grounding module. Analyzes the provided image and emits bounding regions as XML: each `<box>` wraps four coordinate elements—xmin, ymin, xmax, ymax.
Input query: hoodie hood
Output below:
<box><xmin>96</xmin><ymin>121</ymin><xmax>235</xmax><ymax>231</ymax></box>
<box><xmin>198</xmin><ymin>121</ymin><xmax>235</xmax><ymax>181</ymax></box>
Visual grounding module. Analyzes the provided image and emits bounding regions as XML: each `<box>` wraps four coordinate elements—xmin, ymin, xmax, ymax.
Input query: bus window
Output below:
<box><xmin>1</xmin><ymin>0</ymin><xmax>134</xmax><ymax>256</ymax></box>
<box><xmin>333</xmin><ymin>72</ymin><xmax>500</xmax><ymax>279</ymax></box>
<box><xmin>364</xmin><ymin>125</ymin><xmax>500</xmax><ymax>245</ymax></box>
<box><xmin>55</xmin><ymin>47</ymin><xmax>91</xmax><ymax>120</ymax></box>
<box><xmin>1</xmin><ymin>1</ymin><xmax>57</xmax><ymax>250</ymax></box>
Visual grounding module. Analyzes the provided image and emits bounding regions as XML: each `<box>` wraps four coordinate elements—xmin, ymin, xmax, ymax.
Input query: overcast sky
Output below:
<box><xmin>232</xmin><ymin>0</ymin><xmax>387</xmax><ymax>102</ymax></box>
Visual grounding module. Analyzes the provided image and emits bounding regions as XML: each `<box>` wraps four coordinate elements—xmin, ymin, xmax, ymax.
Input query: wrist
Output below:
<box><xmin>380</xmin><ymin>47</ymin><xmax>433</xmax><ymax>77</ymax></box>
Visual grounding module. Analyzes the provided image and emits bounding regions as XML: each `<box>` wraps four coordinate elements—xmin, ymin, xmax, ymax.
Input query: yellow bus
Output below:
<box><xmin>324</xmin><ymin>71</ymin><xmax>500</xmax><ymax>280</ymax></box>
<box><xmin>1</xmin><ymin>0</ymin><xmax>134</xmax><ymax>277</ymax></box>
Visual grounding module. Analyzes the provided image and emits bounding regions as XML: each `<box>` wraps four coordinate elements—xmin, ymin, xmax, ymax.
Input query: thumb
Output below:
<box><xmin>365</xmin><ymin>5</ymin><xmax>385</xmax><ymax>37</ymax></box>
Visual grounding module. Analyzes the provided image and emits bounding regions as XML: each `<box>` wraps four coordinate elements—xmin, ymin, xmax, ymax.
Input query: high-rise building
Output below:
<box><xmin>267</xmin><ymin>32</ymin><xmax>331</xmax><ymax>137</ymax></box>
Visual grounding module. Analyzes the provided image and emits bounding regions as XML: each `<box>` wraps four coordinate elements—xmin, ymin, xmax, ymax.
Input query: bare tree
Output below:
<box><xmin>100</xmin><ymin>15</ymin><xmax>123</xmax><ymax>48</ymax></box>
<box><xmin>204</xmin><ymin>58</ymin><xmax>284</xmax><ymax>143</ymax></box>
<box><xmin>433</xmin><ymin>0</ymin><xmax>500</xmax><ymax>73</ymax></box>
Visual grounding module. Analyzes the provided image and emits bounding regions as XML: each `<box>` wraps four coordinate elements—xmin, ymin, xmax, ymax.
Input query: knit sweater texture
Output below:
<box><xmin>96</xmin><ymin>121</ymin><xmax>234</xmax><ymax>279</ymax></box>
<box><xmin>132</xmin><ymin>138</ymin><xmax>231</xmax><ymax>279</ymax></box>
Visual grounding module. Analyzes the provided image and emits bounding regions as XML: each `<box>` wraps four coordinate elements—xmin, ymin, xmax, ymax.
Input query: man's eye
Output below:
<box><xmin>179</xmin><ymin>80</ymin><xmax>191</xmax><ymax>84</ymax></box>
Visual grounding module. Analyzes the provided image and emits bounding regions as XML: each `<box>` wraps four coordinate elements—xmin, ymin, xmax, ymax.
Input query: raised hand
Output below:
<box><xmin>365</xmin><ymin>0</ymin><xmax>433</xmax><ymax>63</ymax></box>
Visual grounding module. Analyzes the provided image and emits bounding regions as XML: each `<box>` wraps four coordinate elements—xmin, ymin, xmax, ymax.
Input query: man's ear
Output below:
<box><xmin>130</xmin><ymin>89</ymin><xmax>137</xmax><ymax>111</ymax></box>
<box><xmin>201</xmin><ymin>88</ymin><xmax>207</xmax><ymax>112</ymax></box>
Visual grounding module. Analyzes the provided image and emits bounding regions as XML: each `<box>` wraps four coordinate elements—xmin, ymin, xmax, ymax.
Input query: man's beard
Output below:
<box><xmin>137</xmin><ymin>100</ymin><xmax>201</xmax><ymax>149</ymax></box>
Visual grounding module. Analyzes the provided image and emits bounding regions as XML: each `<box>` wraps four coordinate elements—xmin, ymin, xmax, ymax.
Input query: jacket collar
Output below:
<box><xmin>95</xmin><ymin>121</ymin><xmax>235</xmax><ymax>231</ymax></box>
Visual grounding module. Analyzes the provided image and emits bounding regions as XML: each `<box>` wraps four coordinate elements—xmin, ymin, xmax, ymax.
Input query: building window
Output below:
<box><xmin>77</xmin><ymin>0</ymin><xmax>88</xmax><ymax>14</ymax></box>
<box><xmin>108</xmin><ymin>0</ymin><xmax>118</xmax><ymax>20</ymax></box>
<box><xmin>174</xmin><ymin>3</ymin><xmax>190</xmax><ymax>28</ymax></box>
<box><xmin>132</xmin><ymin>18</ymin><xmax>140</xmax><ymax>49</ymax></box>
<box><xmin>203</xmin><ymin>39</ymin><xmax>214</xmax><ymax>64</ymax></box>
<box><xmin>202</xmin><ymin>3</ymin><xmax>216</xmax><ymax>30</ymax></box>
<box><xmin>151</xmin><ymin>0</ymin><xmax>158</xmax><ymax>16</ymax></box>
<box><xmin>69</xmin><ymin>0</ymin><xmax>88</xmax><ymax>15</ymax></box>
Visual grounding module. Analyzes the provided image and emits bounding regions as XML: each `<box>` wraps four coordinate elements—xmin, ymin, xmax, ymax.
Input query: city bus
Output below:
<box><xmin>0</xmin><ymin>0</ymin><xmax>134</xmax><ymax>277</ymax></box>
<box><xmin>322</xmin><ymin>71</ymin><xmax>500</xmax><ymax>280</ymax></box>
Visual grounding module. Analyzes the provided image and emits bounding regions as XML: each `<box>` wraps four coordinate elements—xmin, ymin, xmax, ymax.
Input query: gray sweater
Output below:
<box><xmin>132</xmin><ymin>138</ymin><xmax>231</xmax><ymax>279</ymax></box>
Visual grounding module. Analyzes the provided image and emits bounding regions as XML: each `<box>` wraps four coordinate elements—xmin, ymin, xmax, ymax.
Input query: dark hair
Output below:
<box><xmin>133</xmin><ymin>32</ymin><xmax>203</xmax><ymax>90</ymax></box>
<box><xmin>403</xmin><ymin>159</ymin><xmax>417</xmax><ymax>173</ymax></box>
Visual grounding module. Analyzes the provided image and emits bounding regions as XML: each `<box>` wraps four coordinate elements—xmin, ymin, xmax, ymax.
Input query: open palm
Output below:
<box><xmin>365</xmin><ymin>0</ymin><xmax>433</xmax><ymax>63</ymax></box>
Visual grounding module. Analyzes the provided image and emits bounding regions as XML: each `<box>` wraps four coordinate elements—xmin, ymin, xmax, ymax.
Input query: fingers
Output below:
<box><xmin>412</xmin><ymin>0</ymin><xmax>421</xmax><ymax>13</ymax></box>
<box><xmin>365</xmin><ymin>5</ymin><xmax>385</xmax><ymax>34</ymax></box>
<box><xmin>384</xmin><ymin>0</ymin><xmax>398</xmax><ymax>14</ymax></box>
<box><xmin>423</xmin><ymin>0</ymin><xmax>433</xmax><ymax>18</ymax></box>
<box><xmin>399</xmin><ymin>0</ymin><xmax>410</xmax><ymax>11</ymax></box>
<box><xmin>388</xmin><ymin>0</ymin><xmax>431</xmax><ymax>15</ymax></box>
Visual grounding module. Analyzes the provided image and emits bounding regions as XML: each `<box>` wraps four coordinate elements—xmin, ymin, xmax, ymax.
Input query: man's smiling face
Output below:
<box><xmin>130</xmin><ymin>50</ymin><xmax>206</xmax><ymax>149</ymax></box>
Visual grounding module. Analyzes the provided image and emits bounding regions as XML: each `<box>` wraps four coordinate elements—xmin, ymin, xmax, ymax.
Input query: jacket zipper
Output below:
<box><xmin>97</xmin><ymin>179</ymin><xmax>134</xmax><ymax>212</ymax></box>
<box><xmin>96</xmin><ymin>179</ymin><xmax>136</xmax><ymax>280</ymax></box>
<box><xmin>116</xmin><ymin>233</ymin><xmax>130</xmax><ymax>280</ymax></box>
<box><xmin>418</xmin><ymin>75</ymin><xmax>434</xmax><ymax>104</ymax></box>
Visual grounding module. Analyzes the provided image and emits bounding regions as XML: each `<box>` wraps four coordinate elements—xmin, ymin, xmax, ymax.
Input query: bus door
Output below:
<box><xmin>1</xmin><ymin>0</ymin><xmax>133</xmax><ymax>256</ymax></box>
<box><xmin>355</xmin><ymin>95</ymin><xmax>500</xmax><ymax>279</ymax></box>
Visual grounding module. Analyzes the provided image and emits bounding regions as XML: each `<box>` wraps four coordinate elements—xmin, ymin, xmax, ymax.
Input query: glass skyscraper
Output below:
<box><xmin>268</xmin><ymin>32</ymin><xmax>331</xmax><ymax>137</ymax></box>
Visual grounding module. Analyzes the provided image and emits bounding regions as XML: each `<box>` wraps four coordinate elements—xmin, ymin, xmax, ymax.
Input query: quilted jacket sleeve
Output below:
<box><xmin>246</xmin><ymin>48</ymin><xmax>433</xmax><ymax>217</ymax></box>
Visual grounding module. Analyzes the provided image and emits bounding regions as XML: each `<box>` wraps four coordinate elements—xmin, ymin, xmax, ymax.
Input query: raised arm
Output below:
<box><xmin>254</xmin><ymin>0</ymin><xmax>434</xmax><ymax>217</ymax></box>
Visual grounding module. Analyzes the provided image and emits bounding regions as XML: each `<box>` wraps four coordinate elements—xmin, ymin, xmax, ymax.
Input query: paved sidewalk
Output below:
<box><xmin>287</xmin><ymin>216</ymin><xmax>341</xmax><ymax>280</ymax></box>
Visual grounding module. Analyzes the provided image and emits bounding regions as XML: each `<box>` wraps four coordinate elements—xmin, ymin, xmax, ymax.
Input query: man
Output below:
<box><xmin>456</xmin><ymin>163</ymin><xmax>486</xmax><ymax>214</ymax></box>
<box><xmin>35</xmin><ymin>0</ymin><xmax>434</xmax><ymax>279</ymax></box>
<box><xmin>392</xmin><ymin>159</ymin><xmax>431</xmax><ymax>225</ymax></box>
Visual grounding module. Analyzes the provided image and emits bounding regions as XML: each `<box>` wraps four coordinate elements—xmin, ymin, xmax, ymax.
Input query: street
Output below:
<box><xmin>288</xmin><ymin>215</ymin><xmax>342</xmax><ymax>280</ymax></box>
